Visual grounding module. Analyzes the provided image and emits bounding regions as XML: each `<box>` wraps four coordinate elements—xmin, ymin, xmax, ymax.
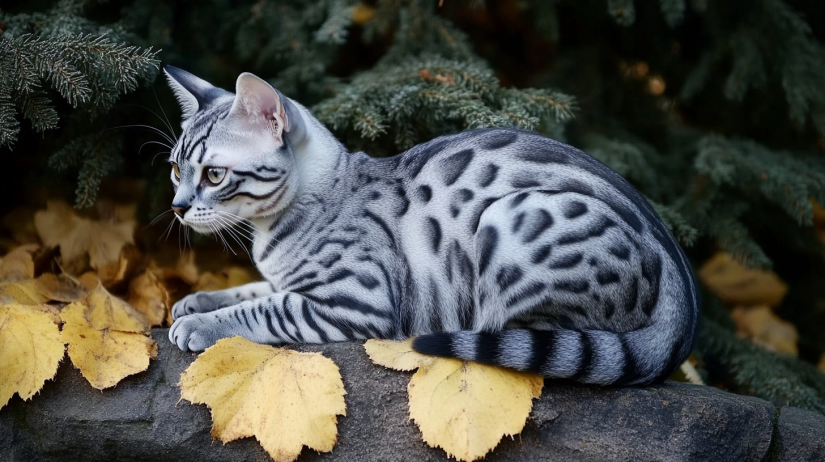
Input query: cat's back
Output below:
<box><xmin>387</xmin><ymin>127</ymin><xmax>697</xmax><ymax>311</ymax></box>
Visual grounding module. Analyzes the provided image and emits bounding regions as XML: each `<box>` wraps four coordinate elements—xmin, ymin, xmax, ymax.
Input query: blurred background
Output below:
<box><xmin>1</xmin><ymin>0</ymin><xmax>824</xmax><ymax>413</ymax></box>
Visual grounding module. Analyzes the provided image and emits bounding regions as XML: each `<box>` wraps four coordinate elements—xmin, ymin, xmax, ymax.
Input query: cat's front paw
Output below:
<box><xmin>172</xmin><ymin>292</ymin><xmax>225</xmax><ymax>320</ymax></box>
<box><xmin>169</xmin><ymin>313</ymin><xmax>228</xmax><ymax>352</ymax></box>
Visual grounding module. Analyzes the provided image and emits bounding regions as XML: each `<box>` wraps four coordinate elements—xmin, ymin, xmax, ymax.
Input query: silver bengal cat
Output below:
<box><xmin>164</xmin><ymin>66</ymin><xmax>698</xmax><ymax>386</ymax></box>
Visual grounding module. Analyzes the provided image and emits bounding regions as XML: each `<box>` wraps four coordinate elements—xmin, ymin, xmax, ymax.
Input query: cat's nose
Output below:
<box><xmin>172</xmin><ymin>204</ymin><xmax>191</xmax><ymax>218</ymax></box>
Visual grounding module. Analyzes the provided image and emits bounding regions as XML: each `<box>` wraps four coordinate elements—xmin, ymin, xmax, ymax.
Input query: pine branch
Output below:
<box><xmin>0</xmin><ymin>32</ymin><xmax>159</xmax><ymax>147</ymax></box>
<box><xmin>698</xmin><ymin>317</ymin><xmax>825</xmax><ymax>415</ymax></box>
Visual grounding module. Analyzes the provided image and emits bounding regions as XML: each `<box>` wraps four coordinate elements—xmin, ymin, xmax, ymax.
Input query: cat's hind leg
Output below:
<box><xmin>414</xmin><ymin>190</ymin><xmax>692</xmax><ymax>386</ymax></box>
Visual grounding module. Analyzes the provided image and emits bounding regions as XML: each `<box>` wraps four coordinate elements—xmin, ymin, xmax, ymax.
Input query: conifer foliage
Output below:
<box><xmin>2</xmin><ymin>0</ymin><xmax>825</xmax><ymax>416</ymax></box>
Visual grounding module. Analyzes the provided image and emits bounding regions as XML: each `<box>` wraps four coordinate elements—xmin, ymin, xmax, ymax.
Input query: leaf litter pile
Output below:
<box><xmin>0</xmin><ymin>198</ymin><xmax>259</xmax><ymax>402</ymax></box>
<box><xmin>1</xmin><ymin>195</ymin><xmax>823</xmax><ymax>462</ymax></box>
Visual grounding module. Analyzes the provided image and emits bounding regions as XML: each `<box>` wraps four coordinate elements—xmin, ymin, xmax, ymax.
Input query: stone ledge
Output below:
<box><xmin>1</xmin><ymin>328</ymin><xmax>823</xmax><ymax>462</ymax></box>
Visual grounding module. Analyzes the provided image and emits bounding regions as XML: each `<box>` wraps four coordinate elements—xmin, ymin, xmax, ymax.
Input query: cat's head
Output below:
<box><xmin>163</xmin><ymin>66</ymin><xmax>305</xmax><ymax>234</ymax></box>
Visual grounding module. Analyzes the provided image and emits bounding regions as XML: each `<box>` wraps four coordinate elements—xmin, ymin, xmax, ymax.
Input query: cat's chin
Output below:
<box><xmin>185</xmin><ymin>222</ymin><xmax>218</xmax><ymax>234</ymax></box>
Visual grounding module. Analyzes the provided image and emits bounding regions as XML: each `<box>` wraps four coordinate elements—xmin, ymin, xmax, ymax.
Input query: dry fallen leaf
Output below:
<box><xmin>226</xmin><ymin>266</ymin><xmax>258</xmax><ymax>287</ymax></box>
<box><xmin>365</xmin><ymin>339</ymin><xmax>543</xmax><ymax>461</ymax></box>
<box><xmin>0</xmin><ymin>244</ymin><xmax>39</xmax><ymax>281</ymax></box>
<box><xmin>699</xmin><ymin>252</ymin><xmax>788</xmax><ymax>307</ymax></box>
<box><xmin>179</xmin><ymin>337</ymin><xmax>346</xmax><ymax>462</ymax></box>
<box><xmin>175</xmin><ymin>251</ymin><xmax>199</xmax><ymax>285</ymax></box>
<box><xmin>0</xmin><ymin>304</ymin><xmax>65</xmax><ymax>410</ymax></box>
<box><xmin>0</xmin><ymin>273</ymin><xmax>87</xmax><ymax>305</ymax></box>
<box><xmin>731</xmin><ymin>305</ymin><xmax>798</xmax><ymax>355</ymax></box>
<box><xmin>409</xmin><ymin>359</ymin><xmax>543</xmax><ymax>461</ymax></box>
<box><xmin>364</xmin><ymin>338</ymin><xmax>431</xmax><ymax>371</ymax></box>
<box><xmin>128</xmin><ymin>270</ymin><xmax>170</xmax><ymax>327</ymax></box>
<box><xmin>34</xmin><ymin>200</ymin><xmax>135</xmax><ymax>277</ymax></box>
<box><xmin>192</xmin><ymin>271</ymin><xmax>227</xmax><ymax>292</ymax></box>
<box><xmin>60</xmin><ymin>285</ymin><xmax>155</xmax><ymax>389</ymax></box>
<box><xmin>192</xmin><ymin>266</ymin><xmax>258</xmax><ymax>293</ymax></box>
<box><xmin>96</xmin><ymin>244</ymin><xmax>142</xmax><ymax>288</ymax></box>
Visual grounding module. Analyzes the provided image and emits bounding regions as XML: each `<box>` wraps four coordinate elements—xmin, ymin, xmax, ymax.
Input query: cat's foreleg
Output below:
<box><xmin>171</xmin><ymin>281</ymin><xmax>275</xmax><ymax>320</ymax></box>
<box><xmin>169</xmin><ymin>291</ymin><xmax>392</xmax><ymax>351</ymax></box>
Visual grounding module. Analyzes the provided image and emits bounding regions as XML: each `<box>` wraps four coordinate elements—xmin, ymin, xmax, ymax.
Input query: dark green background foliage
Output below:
<box><xmin>2</xmin><ymin>0</ymin><xmax>825</xmax><ymax>414</ymax></box>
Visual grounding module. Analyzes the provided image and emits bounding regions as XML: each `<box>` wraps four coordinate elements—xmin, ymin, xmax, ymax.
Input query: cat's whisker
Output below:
<box><xmin>215</xmin><ymin>211</ymin><xmax>283</xmax><ymax>252</ymax></box>
<box><xmin>212</xmin><ymin>217</ymin><xmax>248</xmax><ymax>257</ymax></box>
<box><xmin>123</xmin><ymin>102</ymin><xmax>179</xmax><ymax>143</ymax></box>
<box><xmin>147</xmin><ymin>209</ymin><xmax>174</xmax><ymax>227</ymax></box>
<box><xmin>139</xmin><ymin>140</ymin><xmax>173</xmax><ymax>155</ymax></box>
<box><xmin>211</xmin><ymin>215</ymin><xmax>252</xmax><ymax>251</ymax></box>
<box><xmin>160</xmin><ymin>215</ymin><xmax>177</xmax><ymax>242</ymax></box>
<box><xmin>148</xmin><ymin>90</ymin><xmax>179</xmax><ymax>143</ymax></box>
<box><xmin>209</xmin><ymin>222</ymin><xmax>235</xmax><ymax>255</ymax></box>
<box><xmin>152</xmin><ymin>151</ymin><xmax>172</xmax><ymax>165</ymax></box>
<box><xmin>104</xmin><ymin>124</ymin><xmax>176</xmax><ymax>146</ymax></box>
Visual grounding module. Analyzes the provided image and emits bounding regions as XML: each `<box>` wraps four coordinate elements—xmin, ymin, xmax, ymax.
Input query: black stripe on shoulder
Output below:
<box><xmin>404</xmin><ymin>138</ymin><xmax>450</xmax><ymax>178</ymax></box>
<box><xmin>440</xmin><ymin>148</ymin><xmax>474</xmax><ymax>186</ymax></box>
<box><xmin>363</xmin><ymin>210</ymin><xmax>397</xmax><ymax>248</ymax></box>
<box><xmin>480</xmin><ymin>130</ymin><xmax>518</xmax><ymax>150</ymax></box>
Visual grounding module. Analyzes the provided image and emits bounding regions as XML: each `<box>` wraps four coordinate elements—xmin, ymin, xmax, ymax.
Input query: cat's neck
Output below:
<box><xmin>250</xmin><ymin>103</ymin><xmax>350</xmax><ymax>237</ymax></box>
<box><xmin>289</xmin><ymin>102</ymin><xmax>348</xmax><ymax>195</ymax></box>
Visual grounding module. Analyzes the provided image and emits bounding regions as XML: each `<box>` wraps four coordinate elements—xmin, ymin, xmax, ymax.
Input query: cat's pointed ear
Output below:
<box><xmin>163</xmin><ymin>66</ymin><xmax>216</xmax><ymax>121</ymax></box>
<box><xmin>229</xmin><ymin>73</ymin><xmax>290</xmax><ymax>144</ymax></box>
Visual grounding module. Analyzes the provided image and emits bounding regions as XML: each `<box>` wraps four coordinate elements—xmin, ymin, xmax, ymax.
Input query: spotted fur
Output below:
<box><xmin>164</xmin><ymin>66</ymin><xmax>699</xmax><ymax>386</ymax></box>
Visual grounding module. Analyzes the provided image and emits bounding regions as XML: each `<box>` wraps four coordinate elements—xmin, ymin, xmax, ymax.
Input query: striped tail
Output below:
<box><xmin>412</xmin><ymin>325</ymin><xmax>692</xmax><ymax>386</ymax></box>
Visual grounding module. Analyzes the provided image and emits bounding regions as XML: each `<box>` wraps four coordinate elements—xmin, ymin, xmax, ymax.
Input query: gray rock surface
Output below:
<box><xmin>0</xmin><ymin>328</ymin><xmax>822</xmax><ymax>462</ymax></box>
<box><xmin>773</xmin><ymin>406</ymin><xmax>825</xmax><ymax>462</ymax></box>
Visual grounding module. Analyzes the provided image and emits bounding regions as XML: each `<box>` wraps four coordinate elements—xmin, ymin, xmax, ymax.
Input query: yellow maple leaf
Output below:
<box><xmin>365</xmin><ymin>339</ymin><xmax>544</xmax><ymax>461</ymax></box>
<box><xmin>364</xmin><ymin>338</ymin><xmax>431</xmax><ymax>371</ymax></box>
<box><xmin>179</xmin><ymin>337</ymin><xmax>346</xmax><ymax>462</ymax></box>
<box><xmin>60</xmin><ymin>285</ymin><xmax>155</xmax><ymax>389</ymax></box>
<box><xmin>34</xmin><ymin>200</ymin><xmax>135</xmax><ymax>277</ymax></box>
<box><xmin>731</xmin><ymin>305</ymin><xmax>798</xmax><ymax>355</ymax></box>
<box><xmin>127</xmin><ymin>270</ymin><xmax>170</xmax><ymax>327</ymax></box>
<box><xmin>80</xmin><ymin>284</ymin><xmax>149</xmax><ymax>334</ymax></box>
<box><xmin>408</xmin><ymin>359</ymin><xmax>543</xmax><ymax>461</ymax></box>
<box><xmin>0</xmin><ymin>304</ymin><xmax>65</xmax><ymax>410</ymax></box>
<box><xmin>698</xmin><ymin>252</ymin><xmax>788</xmax><ymax>307</ymax></box>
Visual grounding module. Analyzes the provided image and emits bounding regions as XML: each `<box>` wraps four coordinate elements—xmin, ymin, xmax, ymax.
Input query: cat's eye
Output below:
<box><xmin>206</xmin><ymin>167</ymin><xmax>226</xmax><ymax>185</ymax></box>
<box><xmin>172</xmin><ymin>163</ymin><xmax>180</xmax><ymax>180</ymax></box>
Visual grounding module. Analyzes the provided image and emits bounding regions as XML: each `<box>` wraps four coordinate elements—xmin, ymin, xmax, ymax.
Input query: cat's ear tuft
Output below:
<box><xmin>229</xmin><ymin>73</ymin><xmax>290</xmax><ymax>144</ymax></box>
<box><xmin>163</xmin><ymin>66</ymin><xmax>217</xmax><ymax>121</ymax></box>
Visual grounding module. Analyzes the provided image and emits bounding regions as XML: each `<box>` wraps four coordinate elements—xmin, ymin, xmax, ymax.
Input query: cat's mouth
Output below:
<box><xmin>177</xmin><ymin>216</ymin><xmax>223</xmax><ymax>235</ymax></box>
